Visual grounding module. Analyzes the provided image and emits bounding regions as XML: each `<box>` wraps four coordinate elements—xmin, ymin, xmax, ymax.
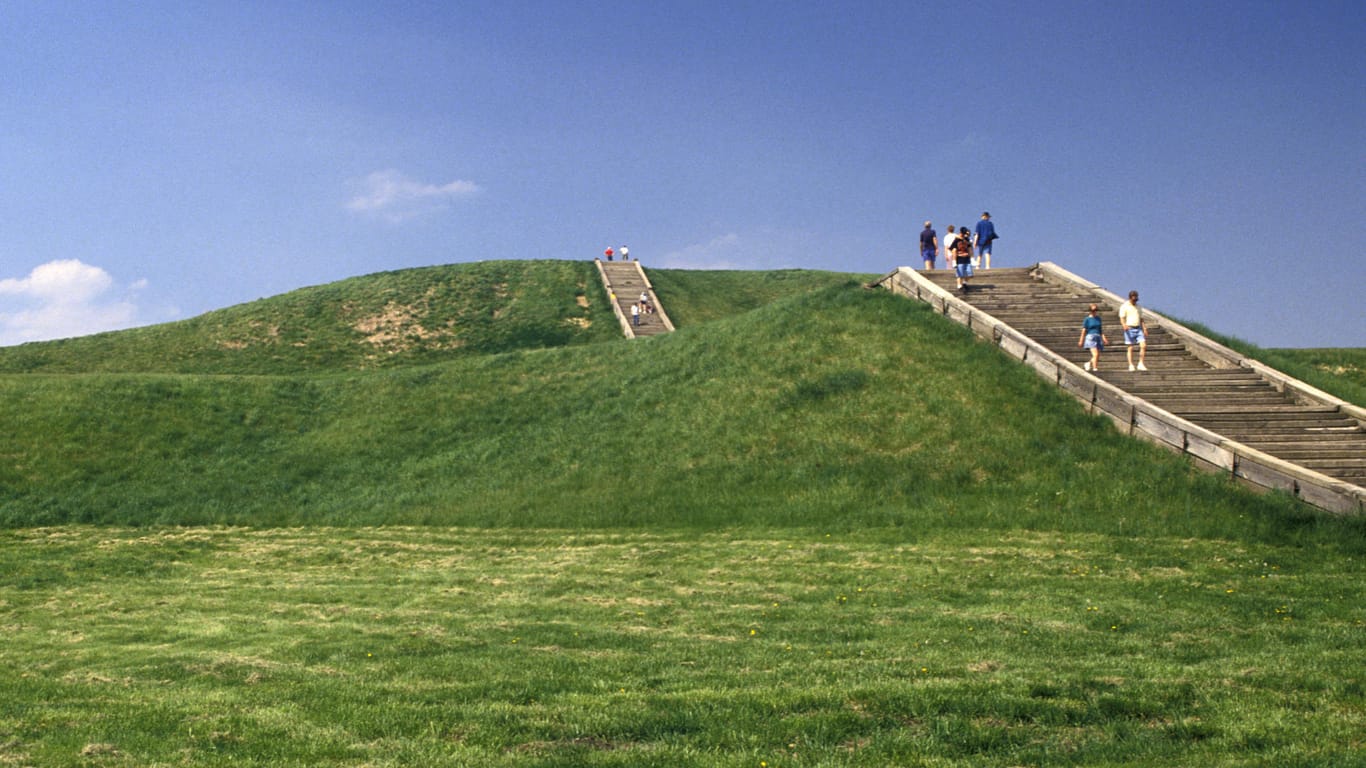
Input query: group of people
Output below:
<box><xmin>1077</xmin><ymin>290</ymin><xmax>1149</xmax><ymax>372</ymax></box>
<box><xmin>630</xmin><ymin>290</ymin><xmax>656</xmax><ymax>326</ymax></box>
<box><xmin>598</xmin><ymin>247</ymin><xmax>653</xmax><ymax>327</ymax></box>
<box><xmin>919</xmin><ymin>212</ymin><xmax>999</xmax><ymax>292</ymax></box>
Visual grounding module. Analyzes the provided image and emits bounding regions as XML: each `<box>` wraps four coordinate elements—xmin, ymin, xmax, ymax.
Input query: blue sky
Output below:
<box><xmin>1</xmin><ymin>1</ymin><xmax>1362</xmax><ymax>348</ymax></box>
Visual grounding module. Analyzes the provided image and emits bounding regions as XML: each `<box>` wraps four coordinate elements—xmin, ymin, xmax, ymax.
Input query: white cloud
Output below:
<box><xmin>0</xmin><ymin>260</ymin><xmax>145</xmax><ymax>346</ymax></box>
<box><xmin>346</xmin><ymin>169</ymin><xmax>481</xmax><ymax>222</ymax></box>
<box><xmin>0</xmin><ymin>258</ymin><xmax>112</xmax><ymax>303</ymax></box>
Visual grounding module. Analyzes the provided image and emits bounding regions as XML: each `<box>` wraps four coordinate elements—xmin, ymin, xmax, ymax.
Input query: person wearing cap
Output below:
<box><xmin>604</xmin><ymin>247</ymin><xmax>614</xmax><ymax>261</ymax></box>
<box><xmin>919</xmin><ymin>221</ymin><xmax>938</xmax><ymax>270</ymax></box>
<box><xmin>974</xmin><ymin>212</ymin><xmax>997</xmax><ymax>270</ymax></box>
<box><xmin>1119</xmin><ymin>290</ymin><xmax>1149</xmax><ymax>371</ymax></box>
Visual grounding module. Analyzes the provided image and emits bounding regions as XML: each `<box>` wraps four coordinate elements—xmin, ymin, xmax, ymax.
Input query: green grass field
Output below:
<box><xmin>5</xmin><ymin>525</ymin><xmax>1363</xmax><ymax>767</ymax></box>
<box><xmin>1</xmin><ymin>260</ymin><xmax>1362</xmax><ymax>766</ymax></box>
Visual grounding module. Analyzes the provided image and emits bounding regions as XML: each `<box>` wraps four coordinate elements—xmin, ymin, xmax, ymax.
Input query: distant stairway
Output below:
<box><xmin>876</xmin><ymin>263</ymin><xmax>1365</xmax><ymax>515</ymax></box>
<box><xmin>596</xmin><ymin>259</ymin><xmax>675</xmax><ymax>338</ymax></box>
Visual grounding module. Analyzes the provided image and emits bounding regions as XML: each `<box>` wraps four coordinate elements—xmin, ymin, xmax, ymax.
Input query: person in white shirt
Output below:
<box><xmin>942</xmin><ymin>225</ymin><xmax>958</xmax><ymax>268</ymax></box>
<box><xmin>1118</xmin><ymin>290</ymin><xmax>1148</xmax><ymax>371</ymax></box>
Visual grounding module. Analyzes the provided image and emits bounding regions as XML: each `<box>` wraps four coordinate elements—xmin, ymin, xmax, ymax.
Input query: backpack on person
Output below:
<box><xmin>955</xmin><ymin>234</ymin><xmax>972</xmax><ymax>260</ymax></box>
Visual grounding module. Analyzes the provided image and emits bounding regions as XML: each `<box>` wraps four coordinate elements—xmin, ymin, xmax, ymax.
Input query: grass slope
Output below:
<box><xmin>0</xmin><ymin>259</ymin><xmax>625</xmax><ymax>374</ymax></box>
<box><xmin>645</xmin><ymin>268</ymin><xmax>878</xmax><ymax>328</ymax></box>
<box><xmin>0</xmin><ymin>260</ymin><xmax>619</xmax><ymax>375</ymax></box>
<box><xmin>0</xmin><ymin>282</ymin><xmax>1357</xmax><ymax>544</ymax></box>
<box><xmin>0</xmin><ymin>261</ymin><xmax>861</xmax><ymax>375</ymax></box>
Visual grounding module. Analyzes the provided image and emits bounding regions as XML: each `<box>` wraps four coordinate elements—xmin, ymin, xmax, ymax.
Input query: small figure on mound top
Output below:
<box><xmin>604</xmin><ymin>246</ymin><xmax>614</xmax><ymax>261</ymax></box>
<box><xmin>620</xmin><ymin>245</ymin><xmax>630</xmax><ymax>261</ymax></box>
<box><xmin>1078</xmin><ymin>303</ymin><xmax>1110</xmax><ymax>372</ymax></box>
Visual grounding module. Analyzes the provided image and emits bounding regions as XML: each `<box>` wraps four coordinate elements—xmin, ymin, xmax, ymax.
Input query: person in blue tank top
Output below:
<box><xmin>1077</xmin><ymin>303</ymin><xmax>1110</xmax><ymax>371</ymax></box>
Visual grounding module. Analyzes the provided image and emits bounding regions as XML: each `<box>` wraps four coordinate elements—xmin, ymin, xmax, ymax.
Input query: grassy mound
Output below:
<box><xmin>0</xmin><ymin>261</ymin><xmax>862</xmax><ymax>375</ymax></box>
<box><xmin>2</xmin><ymin>283</ymin><xmax>1354</xmax><ymax>549</ymax></box>
<box><xmin>0</xmin><ymin>260</ymin><xmax>618</xmax><ymax>374</ymax></box>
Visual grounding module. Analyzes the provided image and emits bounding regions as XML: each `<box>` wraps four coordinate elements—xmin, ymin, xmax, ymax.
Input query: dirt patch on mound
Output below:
<box><xmin>353</xmin><ymin>301</ymin><xmax>459</xmax><ymax>353</ymax></box>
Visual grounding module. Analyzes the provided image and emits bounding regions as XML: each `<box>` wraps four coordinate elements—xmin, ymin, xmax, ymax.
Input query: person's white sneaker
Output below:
<box><xmin>1137</xmin><ymin>362</ymin><xmax>1148</xmax><ymax>371</ymax></box>
<box><xmin>1083</xmin><ymin>362</ymin><xmax>1092</xmax><ymax>371</ymax></box>
<box><xmin>1128</xmin><ymin>364</ymin><xmax>1136</xmax><ymax>371</ymax></box>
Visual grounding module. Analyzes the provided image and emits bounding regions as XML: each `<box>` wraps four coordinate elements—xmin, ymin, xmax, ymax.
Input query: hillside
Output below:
<box><xmin>1</xmin><ymin>275</ymin><xmax>1357</xmax><ymax>549</ymax></box>
<box><xmin>3</xmin><ymin>263</ymin><xmax>1364</xmax><ymax>767</ymax></box>
<box><xmin>0</xmin><ymin>260</ymin><xmax>612</xmax><ymax>374</ymax></box>
<box><xmin>0</xmin><ymin>261</ymin><xmax>865</xmax><ymax>375</ymax></box>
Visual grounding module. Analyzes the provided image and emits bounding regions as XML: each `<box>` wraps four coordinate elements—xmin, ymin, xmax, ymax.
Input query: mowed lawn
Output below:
<box><xmin>3</xmin><ymin>524</ymin><xmax>1362</xmax><ymax>767</ymax></box>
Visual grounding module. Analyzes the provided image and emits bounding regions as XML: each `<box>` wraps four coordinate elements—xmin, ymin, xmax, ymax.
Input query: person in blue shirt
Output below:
<box><xmin>974</xmin><ymin>212</ymin><xmax>998</xmax><ymax>270</ymax></box>
<box><xmin>1077</xmin><ymin>303</ymin><xmax>1110</xmax><ymax>371</ymax></box>
<box><xmin>919</xmin><ymin>221</ymin><xmax>938</xmax><ymax>270</ymax></box>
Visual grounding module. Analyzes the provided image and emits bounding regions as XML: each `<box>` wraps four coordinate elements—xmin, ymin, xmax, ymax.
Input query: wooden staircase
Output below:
<box><xmin>595</xmin><ymin>259</ymin><xmax>675</xmax><ymax>338</ymax></box>
<box><xmin>878</xmin><ymin>264</ymin><xmax>1365</xmax><ymax>514</ymax></box>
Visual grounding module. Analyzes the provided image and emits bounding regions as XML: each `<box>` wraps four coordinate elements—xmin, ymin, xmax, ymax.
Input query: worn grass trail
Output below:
<box><xmin>3</xmin><ymin>526</ymin><xmax>1363</xmax><ymax>767</ymax></box>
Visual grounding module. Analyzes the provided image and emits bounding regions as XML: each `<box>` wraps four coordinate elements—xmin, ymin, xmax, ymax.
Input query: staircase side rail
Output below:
<box><xmin>1243</xmin><ymin>360</ymin><xmax>1366</xmax><ymax>423</ymax></box>
<box><xmin>880</xmin><ymin>266</ymin><xmax>1363</xmax><ymax>515</ymax></box>
<box><xmin>1034</xmin><ymin>262</ymin><xmax>1365</xmax><ymax>424</ymax></box>
<box><xmin>631</xmin><ymin>261</ymin><xmax>676</xmax><ymax>333</ymax></box>
<box><xmin>594</xmin><ymin>258</ymin><xmax>637</xmax><ymax>339</ymax></box>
